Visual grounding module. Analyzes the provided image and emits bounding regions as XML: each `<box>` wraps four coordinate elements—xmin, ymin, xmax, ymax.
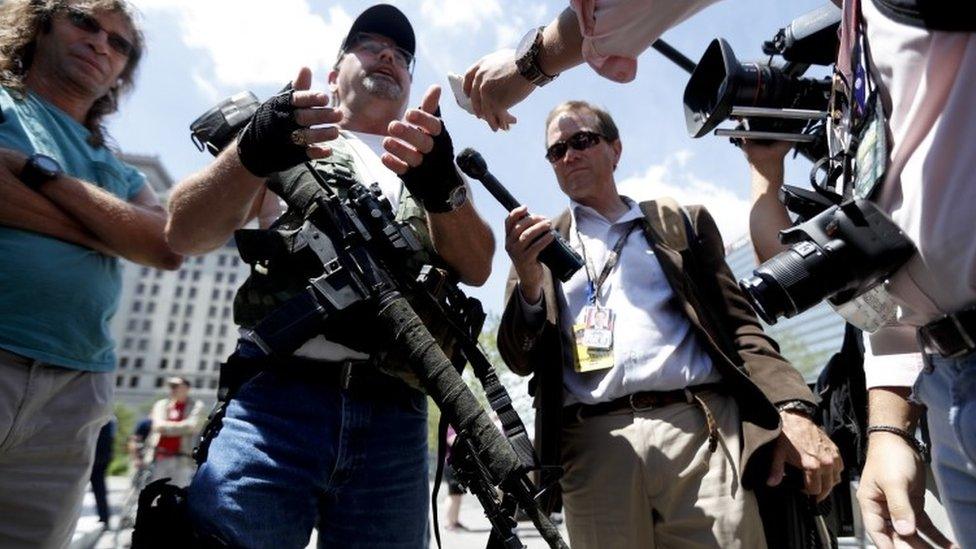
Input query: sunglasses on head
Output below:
<box><xmin>545</xmin><ymin>131</ymin><xmax>605</xmax><ymax>163</ymax></box>
<box><xmin>64</xmin><ymin>7</ymin><xmax>134</xmax><ymax>58</ymax></box>
<box><xmin>347</xmin><ymin>32</ymin><xmax>414</xmax><ymax>73</ymax></box>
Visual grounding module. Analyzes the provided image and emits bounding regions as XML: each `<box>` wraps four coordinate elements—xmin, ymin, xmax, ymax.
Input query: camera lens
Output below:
<box><xmin>739</xmin><ymin>241</ymin><xmax>839</xmax><ymax>324</ymax></box>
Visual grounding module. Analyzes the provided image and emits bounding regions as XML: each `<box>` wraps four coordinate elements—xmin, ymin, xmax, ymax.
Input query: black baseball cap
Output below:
<box><xmin>339</xmin><ymin>4</ymin><xmax>415</xmax><ymax>57</ymax></box>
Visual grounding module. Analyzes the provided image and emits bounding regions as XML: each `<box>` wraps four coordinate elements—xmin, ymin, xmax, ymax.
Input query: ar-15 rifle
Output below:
<box><xmin>192</xmin><ymin>92</ymin><xmax>566</xmax><ymax>549</ymax></box>
<box><xmin>256</xmin><ymin>163</ymin><xmax>565</xmax><ymax>549</ymax></box>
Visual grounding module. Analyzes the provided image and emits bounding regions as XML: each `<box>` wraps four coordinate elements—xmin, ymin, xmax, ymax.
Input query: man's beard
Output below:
<box><xmin>361</xmin><ymin>72</ymin><xmax>404</xmax><ymax>101</ymax></box>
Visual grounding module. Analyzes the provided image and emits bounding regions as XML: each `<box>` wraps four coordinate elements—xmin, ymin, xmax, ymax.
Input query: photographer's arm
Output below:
<box><xmin>742</xmin><ymin>140</ymin><xmax>794</xmax><ymax>262</ymax></box>
<box><xmin>858</xmin><ymin>386</ymin><xmax>955</xmax><ymax>548</ymax></box>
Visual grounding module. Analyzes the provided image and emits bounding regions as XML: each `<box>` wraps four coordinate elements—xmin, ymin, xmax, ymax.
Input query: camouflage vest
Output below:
<box><xmin>232</xmin><ymin>135</ymin><xmax>455</xmax><ymax>388</ymax></box>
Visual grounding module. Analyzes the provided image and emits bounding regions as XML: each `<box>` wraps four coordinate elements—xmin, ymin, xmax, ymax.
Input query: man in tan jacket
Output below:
<box><xmin>147</xmin><ymin>376</ymin><xmax>204</xmax><ymax>487</ymax></box>
<box><xmin>498</xmin><ymin>100</ymin><xmax>843</xmax><ymax>548</ymax></box>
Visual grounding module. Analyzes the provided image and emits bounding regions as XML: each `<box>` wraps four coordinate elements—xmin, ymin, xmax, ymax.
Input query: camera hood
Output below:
<box><xmin>683</xmin><ymin>38</ymin><xmax>740</xmax><ymax>138</ymax></box>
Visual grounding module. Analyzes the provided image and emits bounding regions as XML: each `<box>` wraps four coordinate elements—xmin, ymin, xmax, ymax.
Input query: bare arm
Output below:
<box><xmin>0</xmin><ymin>165</ymin><xmax>115</xmax><ymax>254</ymax></box>
<box><xmin>539</xmin><ymin>8</ymin><xmax>585</xmax><ymax>76</ymax></box>
<box><xmin>462</xmin><ymin>8</ymin><xmax>583</xmax><ymax>132</ymax></box>
<box><xmin>167</xmin><ymin>66</ymin><xmax>340</xmax><ymax>255</ymax></box>
<box><xmin>742</xmin><ymin>141</ymin><xmax>794</xmax><ymax>262</ymax></box>
<box><xmin>428</xmin><ymin>199</ymin><xmax>495</xmax><ymax>286</ymax></box>
<box><xmin>35</xmin><ymin>173</ymin><xmax>183</xmax><ymax>270</ymax></box>
<box><xmin>166</xmin><ymin>144</ymin><xmax>267</xmax><ymax>255</ymax></box>
<box><xmin>856</xmin><ymin>388</ymin><xmax>954</xmax><ymax>548</ymax></box>
<box><xmin>382</xmin><ymin>85</ymin><xmax>495</xmax><ymax>285</ymax></box>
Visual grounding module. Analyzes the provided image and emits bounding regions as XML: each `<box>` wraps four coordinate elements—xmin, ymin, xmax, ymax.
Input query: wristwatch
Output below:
<box><xmin>20</xmin><ymin>153</ymin><xmax>62</xmax><ymax>190</ymax></box>
<box><xmin>515</xmin><ymin>27</ymin><xmax>558</xmax><ymax>87</ymax></box>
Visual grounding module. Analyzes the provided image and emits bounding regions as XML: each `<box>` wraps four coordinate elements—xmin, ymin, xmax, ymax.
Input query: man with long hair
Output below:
<box><xmin>0</xmin><ymin>1</ymin><xmax>181</xmax><ymax>545</ymax></box>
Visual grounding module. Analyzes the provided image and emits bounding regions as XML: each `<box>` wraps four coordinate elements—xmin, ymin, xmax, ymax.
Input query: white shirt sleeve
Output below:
<box><xmin>569</xmin><ymin>0</ymin><xmax>722</xmax><ymax>82</ymax></box>
<box><xmin>862</xmin><ymin>325</ymin><xmax>925</xmax><ymax>388</ymax></box>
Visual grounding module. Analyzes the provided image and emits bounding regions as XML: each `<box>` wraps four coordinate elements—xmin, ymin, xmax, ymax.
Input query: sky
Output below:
<box><xmin>111</xmin><ymin>0</ymin><xmax>829</xmax><ymax>313</ymax></box>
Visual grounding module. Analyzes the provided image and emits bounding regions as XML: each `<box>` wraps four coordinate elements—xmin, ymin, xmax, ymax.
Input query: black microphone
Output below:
<box><xmin>456</xmin><ymin>148</ymin><xmax>584</xmax><ymax>282</ymax></box>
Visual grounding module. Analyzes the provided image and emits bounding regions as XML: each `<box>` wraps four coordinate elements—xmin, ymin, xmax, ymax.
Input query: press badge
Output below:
<box><xmin>573</xmin><ymin>305</ymin><xmax>615</xmax><ymax>372</ymax></box>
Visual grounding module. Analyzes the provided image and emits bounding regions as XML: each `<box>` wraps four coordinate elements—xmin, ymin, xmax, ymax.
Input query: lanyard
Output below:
<box><xmin>575</xmin><ymin>220</ymin><xmax>640</xmax><ymax>305</ymax></box>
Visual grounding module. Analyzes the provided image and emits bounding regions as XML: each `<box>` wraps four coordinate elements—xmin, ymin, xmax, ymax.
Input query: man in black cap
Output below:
<box><xmin>167</xmin><ymin>4</ymin><xmax>494</xmax><ymax>546</ymax></box>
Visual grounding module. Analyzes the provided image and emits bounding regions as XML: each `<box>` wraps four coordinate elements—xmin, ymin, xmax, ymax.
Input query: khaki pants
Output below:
<box><xmin>560</xmin><ymin>391</ymin><xmax>766</xmax><ymax>549</ymax></box>
<box><xmin>0</xmin><ymin>348</ymin><xmax>113</xmax><ymax>549</ymax></box>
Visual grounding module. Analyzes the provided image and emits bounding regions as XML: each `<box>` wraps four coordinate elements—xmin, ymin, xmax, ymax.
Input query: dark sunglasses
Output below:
<box><xmin>545</xmin><ymin>131</ymin><xmax>606</xmax><ymax>162</ymax></box>
<box><xmin>65</xmin><ymin>7</ymin><xmax>135</xmax><ymax>58</ymax></box>
<box><xmin>347</xmin><ymin>32</ymin><xmax>414</xmax><ymax>73</ymax></box>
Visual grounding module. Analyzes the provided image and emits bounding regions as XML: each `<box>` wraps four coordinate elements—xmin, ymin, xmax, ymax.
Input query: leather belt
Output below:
<box><xmin>562</xmin><ymin>383</ymin><xmax>724</xmax><ymax>424</ymax></box>
<box><xmin>234</xmin><ymin>353</ymin><xmax>407</xmax><ymax>393</ymax></box>
<box><xmin>919</xmin><ymin>305</ymin><xmax>976</xmax><ymax>358</ymax></box>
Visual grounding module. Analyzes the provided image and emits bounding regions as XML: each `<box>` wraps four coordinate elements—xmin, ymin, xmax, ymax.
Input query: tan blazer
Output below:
<box><xmin>146</xmin><ymin>397</ymin><xmax>205</xmax><ymax>458</ymax></box>
<box><xmin>497</xmin><ymin>201</ymin><xmax>816</xmax><ymax>508</ymax></box>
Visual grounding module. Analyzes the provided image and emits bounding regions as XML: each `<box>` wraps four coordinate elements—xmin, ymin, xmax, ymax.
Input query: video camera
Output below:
<box><xmin>683</xmin><ymin>4</ymin><xmax>838</xmax><ymax>162</ymax></box>
<box><xmin>675</xmin><ymin>3</ymin><xmax>915</xmax><ymax>330</ymax></box>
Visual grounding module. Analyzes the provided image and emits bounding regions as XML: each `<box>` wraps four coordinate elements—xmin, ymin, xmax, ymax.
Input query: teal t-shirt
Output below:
<box><xmin>0</xmin><ymin>87</ymin><xmax>145</xmax><ymax>372</ymax></box>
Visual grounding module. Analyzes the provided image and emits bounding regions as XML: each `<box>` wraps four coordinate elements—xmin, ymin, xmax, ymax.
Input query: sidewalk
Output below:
<box><xmin>74</xmin><ymin>476</ymin><xmax>567</xmax><ymax>549</ymax></box>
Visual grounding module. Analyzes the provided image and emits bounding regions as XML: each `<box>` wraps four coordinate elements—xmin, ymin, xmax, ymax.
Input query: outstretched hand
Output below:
<box><xmin>462</xmin><ymin>49</ymin><xmax>526</xmax><ymax>132</ymax></box>
<box><xmin>382</xmin><ymin>85</ymin><xmax>444</xmax><ymax>175</ymax></box>
<box><xmin>236</xmin><ymin>67</ymin><xmax>342</xmax><ymax>177</ymax></box>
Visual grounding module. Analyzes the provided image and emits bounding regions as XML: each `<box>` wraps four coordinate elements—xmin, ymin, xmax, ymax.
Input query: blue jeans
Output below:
<box><xmin>916</xmin><ymin>352</ymin><xmax>976</xmax><ymax>548</ymax></box>
<box><xmin>187</xmin><ymin>363</ymin><xmax>429</xmax><ymax>548</ymax></box>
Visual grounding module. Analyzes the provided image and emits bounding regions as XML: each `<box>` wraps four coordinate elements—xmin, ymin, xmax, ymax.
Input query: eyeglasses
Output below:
<box><xmin>545</xmin><ymin>131</ymin><xmax>606</xmax><ymax>163</ymax></box>
<box><xmin>64</xmin><ymin>7</ymin><xmax>135</xmax><ymax>58</ymax></box>
<box><xmin>346</xmin><ymin>33</ymin><xmax>414</xmax><ymax>73</ymax></box>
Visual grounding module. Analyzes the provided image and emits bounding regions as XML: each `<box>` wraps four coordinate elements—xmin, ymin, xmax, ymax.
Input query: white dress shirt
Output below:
<box><xmin>525</xmin><ymin>197</ymin><xmax>720</xmax><ymax>405</ymax></box>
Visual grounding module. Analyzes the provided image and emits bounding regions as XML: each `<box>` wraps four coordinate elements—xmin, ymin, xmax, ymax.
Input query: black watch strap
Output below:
<box><xmin>21</xmin><ymin>153</ymin><xmax>62</xmax><ymax>190</ymax></box>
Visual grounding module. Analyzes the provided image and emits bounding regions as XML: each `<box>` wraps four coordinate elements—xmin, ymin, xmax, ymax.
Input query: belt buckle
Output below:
<box><xmin>949</xmin><ymin>315</ymin><xmax>976</xmax><ymax>358</ymax></box>
<box><xmin>629</xmin><ymin>393</ymin><xmax>654</xmax><ymax>412</ymax></box>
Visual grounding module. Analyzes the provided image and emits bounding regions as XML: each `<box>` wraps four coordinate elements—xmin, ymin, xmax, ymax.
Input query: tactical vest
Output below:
<box><xmin>232</xmin><ymin>135</ymin><xmax>456</xmax><ymax>388</ymax></box>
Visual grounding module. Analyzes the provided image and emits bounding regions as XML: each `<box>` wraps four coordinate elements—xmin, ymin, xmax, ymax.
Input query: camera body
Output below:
<box><xmin>190</xmin><ymin>91</ymin><xmax>260</xmax><ymax>156</ymax></box>
<box><xmin>739</xmin><ymin>199</ymin><xmax>915</xmax><ymax>325</ymax></box>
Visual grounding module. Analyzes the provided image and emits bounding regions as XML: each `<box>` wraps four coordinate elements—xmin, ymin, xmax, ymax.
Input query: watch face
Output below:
<box><xmin>516</xmin><ymin>28</ymin><xmax>540</xmax><ymax>60</ymax></box>
<box><xmin>32</xmin><ymin>154</ymin><xmax>61</xmax><ymax>177</ymax></box>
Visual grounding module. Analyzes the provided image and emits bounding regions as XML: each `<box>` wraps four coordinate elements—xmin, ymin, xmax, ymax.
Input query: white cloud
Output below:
<box><xmin>618</xmin><ymin>150</ymin><xmax>750</xmax><ymax>243</ymax></box>
<box><xmin>133</xmin><ymin>0</ymin><xmax>352</xmax><ymax>90</ymax></box>
<box><xmin>414</xmin><ymin>0</ymin><xmax>549</xmax><ymax>75</ymax></box>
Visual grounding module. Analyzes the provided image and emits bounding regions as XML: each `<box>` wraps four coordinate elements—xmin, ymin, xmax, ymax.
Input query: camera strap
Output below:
<box><xmin>831</xmin><ymin>0</ymin><xmax>888</xmax><ymax>202</ymax></box>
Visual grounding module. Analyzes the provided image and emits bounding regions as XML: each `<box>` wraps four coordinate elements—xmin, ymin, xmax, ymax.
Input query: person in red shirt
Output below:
<box><xmin>147</xmin><ymin>377</ymin><xmax>204</xmax><ymax>487</ymax></box>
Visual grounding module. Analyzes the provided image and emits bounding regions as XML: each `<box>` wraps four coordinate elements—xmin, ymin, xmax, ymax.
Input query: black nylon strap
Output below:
<box><xmin>576</xmin><ymin>220</ymin><xmax>641</xmax><ymax>303</ymax></box>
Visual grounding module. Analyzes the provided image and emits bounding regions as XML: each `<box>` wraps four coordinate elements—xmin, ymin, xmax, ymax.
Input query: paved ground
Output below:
<box><xmin>72</xmin><ymin>473</ymin><xmax>957</xmax><ymax>548</ymax></box>
<box><xmin>73</xmin><ymin>475</ymin><xmax>567</xmax><ymax>549</ymax></box>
